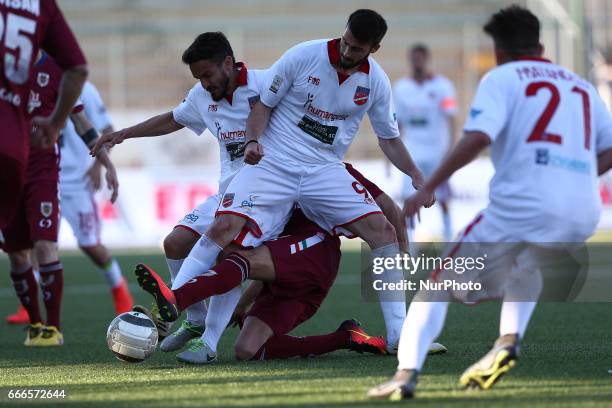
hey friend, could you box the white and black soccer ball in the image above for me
[106,311,158,363]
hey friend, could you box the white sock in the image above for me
[33,269,40,282]
[371,243,406,346]
[499,301,536,339]
[172,234,222,290]
[165,258,183,285]
[100,259,123,288]
[202,286,241,352]
[442,210,453,242]
[397,301,448,371]
[168,257,208,325]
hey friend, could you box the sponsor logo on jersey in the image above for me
[269,75,283,94]
[40,202,53,217]
[307,76,321,86]
[248,95,260,109]
[303,93,348,122]
[37,72,50,88]
[225,142,246,161]
[535,149,591,174]
[241,200,254,209]
[469,108,483,119]
[222,193,235,208]
[297,115,338,145]
[0,87,21,107]
[27,90,41,114]
[208,104,218,112]
[353,86,370,105]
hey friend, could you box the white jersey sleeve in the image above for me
[81,82,112,132]
[463,71,509,142]
[172,84,208,135]
[259,44,307,108]
[594,92,612,153]
[367,71,400,139]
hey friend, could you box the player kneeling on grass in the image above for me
[134,165,446,363]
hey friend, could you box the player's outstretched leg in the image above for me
[159,320,204,352]
[459,333,519,390]
[367,369,419,401]
[338,319,387,355]
[134,264,178,322]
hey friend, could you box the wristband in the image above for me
[81,128,99,148]
[244,140,259,149]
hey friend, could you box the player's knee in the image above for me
[366,217,397,247]
[8,250,30,270]
[33,240,58,264]
[207,215,245,243]
[163,231,190,260]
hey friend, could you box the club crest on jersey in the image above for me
[37,73,50,88]
[222,193,235,208]
[40,202,53,218]
[353,86,370,105]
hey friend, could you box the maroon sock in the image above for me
[174,253,248,311]
[253,331,349,360]
[39,261,64,330]
[10,267,42,324]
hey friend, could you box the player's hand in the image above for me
[90,129,128,157]
[31,116,63,149]
[105,166,120,203]
[244,141,264,165]
[411,177,436,208]
[87,161,103,191]
[403,187,433,220]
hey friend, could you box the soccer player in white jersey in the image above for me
[92,32,269,362]
[161,9,434,355]
[368,6,612,400]
[59,81,133,315]
[393,44,457,241]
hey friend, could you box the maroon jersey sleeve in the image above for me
[40,1,86,69]
[343,162,384,200]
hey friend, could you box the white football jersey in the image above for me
[59,81,113,191]
[173,63,266,190]
[464,57,612,242]
[259,39,399,164]
[394,75,457,163]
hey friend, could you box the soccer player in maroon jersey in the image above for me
[0,0,87,229]
[3,53,118,347]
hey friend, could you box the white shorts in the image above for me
[218,156,383,239]
[175,194,221,236]
[60,186,101,247]
[418,212,584,303]
[402,159,451,202]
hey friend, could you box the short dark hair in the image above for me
[346,9,388,46]
[483,5,540,56]
[410,43,430,57]
[182,32,235,65]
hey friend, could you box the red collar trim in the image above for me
[327,39,370,75]
[224,62,248,104]
[515,56,552,64]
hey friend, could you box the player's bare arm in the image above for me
[32,64,89,149]
[378,137,435,207]
[375,193,409,253]
[229,281,264,327]
[71,111,119,203]
[403,130,490,219]
[244,101,270,164]
[90,111,183,156]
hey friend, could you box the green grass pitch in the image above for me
[1,249,611,407]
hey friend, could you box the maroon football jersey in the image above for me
[0,0,86,164]
[26,54,83,181]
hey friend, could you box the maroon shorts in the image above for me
[246,228,341,335]
[0,153,26,229]
[2,177,60,252]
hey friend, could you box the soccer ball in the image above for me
[106,311,158,363]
